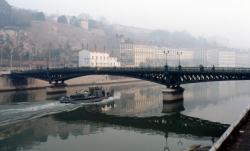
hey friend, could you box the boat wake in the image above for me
[0,97,117,127]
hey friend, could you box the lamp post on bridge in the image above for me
[164,50,169,68]
[177,51,183,68]
[10,48,13,71]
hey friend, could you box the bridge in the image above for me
[10,66,250,88]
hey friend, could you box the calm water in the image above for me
[0,81,250,151]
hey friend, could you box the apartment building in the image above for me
[79,49,121,67]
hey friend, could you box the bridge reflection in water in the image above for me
[55,105,229,138]
[0,104,229,151]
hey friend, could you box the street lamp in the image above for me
[95,55,98,67]
[177,51,183,67]
[47,49,50,69]
[164,50,169,67]
[29,51,31,69]
[10,48,13,71]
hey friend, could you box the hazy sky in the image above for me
[7,0,250,49]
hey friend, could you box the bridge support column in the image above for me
[162,87,184,103]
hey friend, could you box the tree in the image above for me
[0,0,12,28]
[10,8,32,27]
[32,12,46,21]
[69,16,80,27]
[88,19,99,29]
[57,15,68,24]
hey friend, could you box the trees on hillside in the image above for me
[0,0,47,28]
[0,0,12,28]
[10,9,32,27]
[57,15,68,24]
[69,16,81,27]
[32,12,46,21]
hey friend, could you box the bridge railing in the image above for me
[10,66,250,74]
[167,66,250,73]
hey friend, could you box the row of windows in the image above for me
[120,44,133,49]
[90,56,117,61]
[91,63,120,66]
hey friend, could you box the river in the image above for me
[0,81,250,151]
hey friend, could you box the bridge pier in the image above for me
[162,87,184,103]
[162,87,185,114]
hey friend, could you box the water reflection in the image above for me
[0,117,105,151]
[0,82,153,105]
[0,105,228,151]
[183,81,250,124]
[162,100,185,115]
[46,92,67,100]
[0,81,250,151]
[105,85,163,117]
[0,89,46,104]
[55,107,228,137]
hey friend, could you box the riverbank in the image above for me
[0,76,142,92]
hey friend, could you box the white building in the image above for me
[236,51,250,67]
[198,49,237,67]
[79,50,121,67]
[120,43,194,67]
[80,20,89,30]
[206,49,219,66]
[218,51,236,67]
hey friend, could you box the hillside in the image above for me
[0,0,12,27]
[108,24,219,48]
[27,21,119,52]
[0,0,225,68]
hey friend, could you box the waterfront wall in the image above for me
[0,75,139,92]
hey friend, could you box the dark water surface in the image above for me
[0,81,250,151]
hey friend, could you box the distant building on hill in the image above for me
[80,20,89,30]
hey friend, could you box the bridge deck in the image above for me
[211,106,250,151]
[10,66,250,87]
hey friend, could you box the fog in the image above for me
[7,0,250,49]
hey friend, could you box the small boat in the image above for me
[59,86,114,104]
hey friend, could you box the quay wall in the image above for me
[0,75,140,92]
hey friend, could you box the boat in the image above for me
[59,86,114,104]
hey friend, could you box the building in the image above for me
[197,49,237,67]
[79,49,120,67]
[120,42,194,67]
[193,49,206,66]
[133,44,165,67]
[218,51,236,67]
[80,20,89,30]
[206,49,219,67]
[236,51,250,67]
[120,42,135,66]
[120,43,248,68]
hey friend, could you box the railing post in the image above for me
[165,65,168,72]
[178,65,182,71]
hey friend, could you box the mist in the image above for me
[6,0,250,49]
